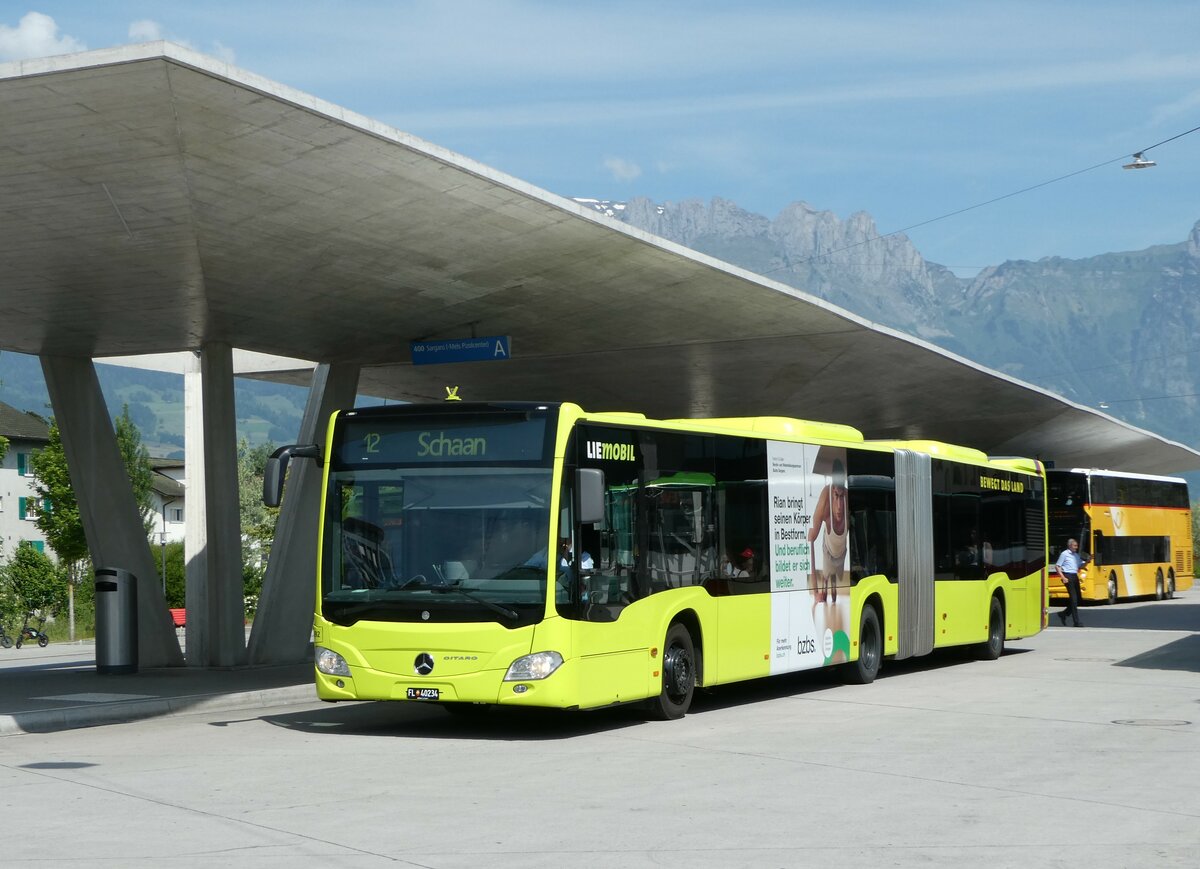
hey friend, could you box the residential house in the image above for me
[150,457,186,546]
[0,401,52,560]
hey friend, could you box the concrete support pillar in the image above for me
[40,355,184,668]
[247,363,359,665]
[183,344,246,667]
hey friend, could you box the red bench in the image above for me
[169,608,186,629]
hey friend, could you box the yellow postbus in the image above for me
[265,401,1047,719]
[1048,468,1194,604]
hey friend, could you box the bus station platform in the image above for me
[0,640,314,736]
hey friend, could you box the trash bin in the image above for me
[95,568,138,674]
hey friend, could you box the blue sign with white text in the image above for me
[410,335,511,366]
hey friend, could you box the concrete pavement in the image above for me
[0,637,314,736]
[3,599,1200,867]
[2,593,1198,741]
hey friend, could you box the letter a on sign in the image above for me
[493,339,508,358]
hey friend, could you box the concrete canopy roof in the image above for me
[1,43,1197,474]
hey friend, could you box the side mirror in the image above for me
[576,468,605,525]
[263,443,321,507]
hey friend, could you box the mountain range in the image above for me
[1,196,1197,469]
[582,196,1200,453]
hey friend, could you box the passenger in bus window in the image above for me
[722,547,754,580]
[809,460,849,602]
[956,530,993,571]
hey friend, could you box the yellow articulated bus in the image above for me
[265,401,1047,719]
[1047,468,1194,604]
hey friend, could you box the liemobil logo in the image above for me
[586,440,635,461]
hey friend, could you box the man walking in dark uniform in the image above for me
[1056,538,1084,627]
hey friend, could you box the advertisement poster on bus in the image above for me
[767,441,852,674]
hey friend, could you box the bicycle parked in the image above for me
[0,621,13,649]
[14,612,49,649]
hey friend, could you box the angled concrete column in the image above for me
[184,344,246,667]
[40,355,184,668]
[248,363,359,665]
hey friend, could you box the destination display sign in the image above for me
[335,415,547,466]
[410,336,511,366]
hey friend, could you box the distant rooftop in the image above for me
[0,400,49,442]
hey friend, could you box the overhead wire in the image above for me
[764,122,1200,272]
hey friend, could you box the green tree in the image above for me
[0,541,68,616]
[29,410,157,639]
[0,559,21,633]
[160,540,186,608]
[1193,497,1199,566]
[0,434,8,465]
[239,439,278,614]
[115,404,156,536]
[31,419,91,640]
[30,419,88,566]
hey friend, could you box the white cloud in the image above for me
[394,51,1200,134]
[126,19,234,62]
[128,20,164,42]
[0,12,85,61]
[604,157,642,182]
[1149,88,1200,126]
[211,41,236,64]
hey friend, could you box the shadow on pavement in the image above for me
[1069,598,1200,632]
[249,642,1036,740]
[1115,633,1200,673]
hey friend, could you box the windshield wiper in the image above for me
[430,582,520,621]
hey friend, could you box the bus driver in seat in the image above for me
[809,459,848,604]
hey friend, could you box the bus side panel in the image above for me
[856,575,898,658]
[568,599,657,708]
[932,581,990,648]
[709,594,772,684]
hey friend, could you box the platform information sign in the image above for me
[410,336,511,365]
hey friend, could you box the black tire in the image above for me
[976,596,1005,660]
[37,635,49,648]
[0,636,11,649]
[647,623,697,720]
[14,640,21,649]
[844,605,882,685]
[1167,570,1176,600]
[1154,569,1165,601]
[1107,572,1118,605]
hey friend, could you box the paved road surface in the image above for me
[1,597,1199,867]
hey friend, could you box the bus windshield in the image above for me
[321,407,556,627]
[1047,471,1088,561]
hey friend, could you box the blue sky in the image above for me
[5,2,1200,276]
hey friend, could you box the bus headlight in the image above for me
[315,646,351,677]
[504,651,564,681]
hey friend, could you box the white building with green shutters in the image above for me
[0,401,52,561]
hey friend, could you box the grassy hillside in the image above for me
[0,352,308,457]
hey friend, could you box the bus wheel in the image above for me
[1106,572,1118,605]
[1167,570,1176,600]
[976,596,1005,661]
[648,623,696,720]
[1155,569,1165,601]
[844,605,882,685]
